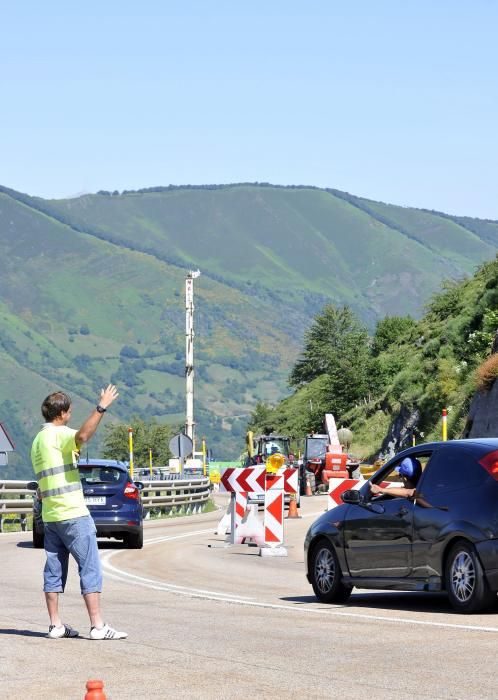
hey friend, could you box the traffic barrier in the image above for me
[327,477,402,509]
[218,466,298,555]
[233,491,248,542]
[85,679,106,700]
[261,473,285,555]
[214,503,231,536]
[328,478,363,509]
[236,504,265,545]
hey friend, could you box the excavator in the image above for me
[303,414,356,492]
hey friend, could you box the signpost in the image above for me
[169,432,193,475]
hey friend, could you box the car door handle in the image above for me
[397,507,409,516]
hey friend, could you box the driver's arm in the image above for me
[370,483,415,498]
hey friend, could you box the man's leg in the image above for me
[83,592,103,628]
[45,591,61,627]
[43,523,77,637]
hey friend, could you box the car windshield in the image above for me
[306,439,328,459]
[78,466,124,484]
[263,439,289,456]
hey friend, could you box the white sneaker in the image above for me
[90,623,128,640]
[48,624,79,639]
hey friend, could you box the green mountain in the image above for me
[0,182,497,476]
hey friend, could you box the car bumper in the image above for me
[476,539,498,590]
[91,515,142,538]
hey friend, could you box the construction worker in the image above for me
[31,385,127,640]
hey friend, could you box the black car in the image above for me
[31,459,144,549]
[304,439,498,613]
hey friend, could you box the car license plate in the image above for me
[85,496,105,505]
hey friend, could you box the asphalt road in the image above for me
[1,494,498,699]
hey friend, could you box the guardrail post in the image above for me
[0,514,3,533]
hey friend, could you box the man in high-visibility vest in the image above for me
[31,384,127,640]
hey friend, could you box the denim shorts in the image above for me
[43,515,102,595]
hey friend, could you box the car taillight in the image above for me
[478,450,498,481]
[124,482,139,499]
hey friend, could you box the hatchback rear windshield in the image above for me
[78,467,125,484]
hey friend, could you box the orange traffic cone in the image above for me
[287,495,301,519]
[85,680,107,700]
[305,476,313,497]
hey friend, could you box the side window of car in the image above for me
[375,453,431,487]
[419,448,485,494]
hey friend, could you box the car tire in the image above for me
[445,541,495,613]
[32,528,44,549]
[126,530,144,549]
[309,539,352,604]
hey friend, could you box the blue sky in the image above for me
[1,0,497,218]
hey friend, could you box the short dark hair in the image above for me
[41,391,72,421]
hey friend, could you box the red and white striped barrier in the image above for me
[220,467,266,493]
[328,478,402,509]
[263,473,284,546]
[216,467,298,554]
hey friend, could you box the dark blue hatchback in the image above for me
[32,459,144,549]
[305,439,498,613]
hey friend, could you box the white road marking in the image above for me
[101,525,498,634]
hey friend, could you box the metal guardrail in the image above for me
[0,477,211,532]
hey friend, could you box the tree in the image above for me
[247,402,275,434]
[102,419,178,466]
[289,305,369,387]
[371,316,416,356]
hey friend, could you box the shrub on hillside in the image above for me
[475,354,498,391]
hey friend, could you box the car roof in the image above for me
[77,458,129,472]
[387,438,498,459]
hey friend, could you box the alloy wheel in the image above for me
[450,551,476,603]
[315,546,335,593]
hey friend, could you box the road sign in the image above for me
[0,422,15,466]
[279,468,298,494]
[220,467,266,493]
[0,423,15,451]
[169,433,193,459]
[264,473,284,545]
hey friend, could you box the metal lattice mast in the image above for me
[185,270,200,452]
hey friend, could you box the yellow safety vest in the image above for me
[31,424,88,522]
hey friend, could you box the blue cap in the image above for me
[396,457,422,481]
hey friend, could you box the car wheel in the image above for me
[445,541,495,613]
[126,530,144,549]
[32,528,44,549]
[309,540,351,604]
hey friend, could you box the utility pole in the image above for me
[185,269,200,453]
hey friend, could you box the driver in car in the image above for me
[370,456,422,498]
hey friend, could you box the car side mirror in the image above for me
[134,481,144,491]
[341,489,362,504]
[26,481,38,491]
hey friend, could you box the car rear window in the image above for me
[419,448,486,494]
[78,467,125,484]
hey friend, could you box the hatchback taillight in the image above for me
[478,450,498,481]
[124,482,139,499]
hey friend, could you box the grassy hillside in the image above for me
[0,182,497,475]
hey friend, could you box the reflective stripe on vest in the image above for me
[36,462,76,481]
[40,481,82,498]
